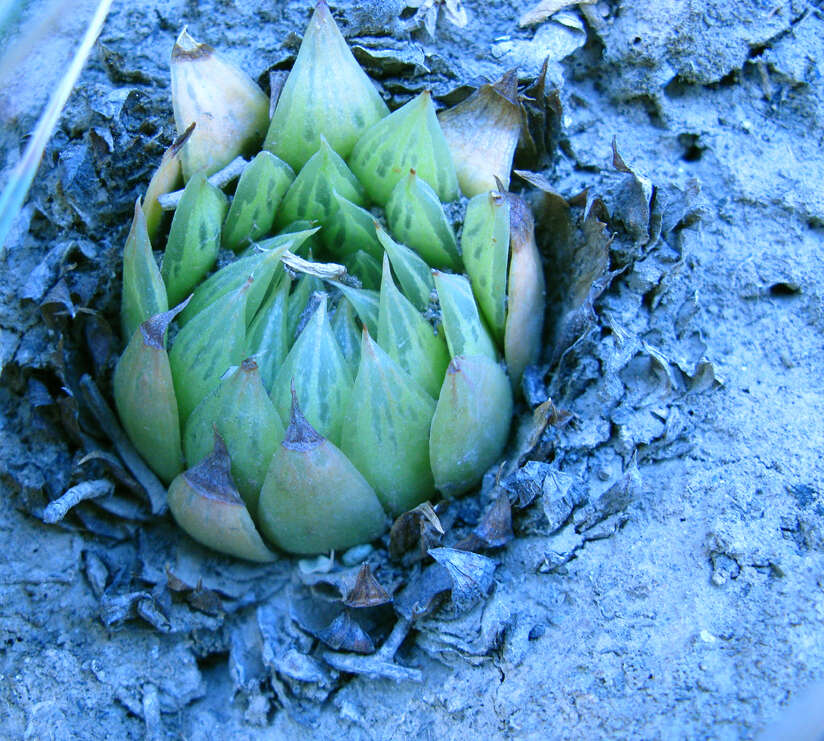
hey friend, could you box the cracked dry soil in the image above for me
[1,0,823,739]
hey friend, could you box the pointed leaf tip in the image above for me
[171,121,197,154]
[284,382,326,450]
[139,296,191,350]
[173,27,205,56]
[184,429,240,504]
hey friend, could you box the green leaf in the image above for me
[332,283,379,337]
[429,354,513,497]
[350,91,459,205]
[461,191,510,346]
[277,220,321,257]
[322,190,383,260]
[271,296,353,446]
[121,199,168,340]
[345,250,382,290]
[378,255,449,398]
[114,306,185,484]
[246,271,292,392]
[258,391,386,554]
[169,281,250,422]
[178,232,305,326]
[432,271,497,361]
[330,297,361,377]
[375,223,434,311]
[161,172,228,306]
[341,331,436,515]
[385,170,461,270]
[183,358,284,511]
[222,151,295,252]
[287,272,325,341]
[276,137,366,228]
[264,1,388,170]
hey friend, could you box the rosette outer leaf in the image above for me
[168,432,276,562]
[121,199,168,340]
[171,29,269,181]
[114,306,185,484]
[258,389,386,555]
[169,280,250,422]
[161,172,227,307]
[429,354,513,497]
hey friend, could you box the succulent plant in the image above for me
[114,1,546,559]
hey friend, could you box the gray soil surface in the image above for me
[1,1,823,739]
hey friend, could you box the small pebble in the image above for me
[341,543,374,566]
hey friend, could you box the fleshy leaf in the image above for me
[222,151,295,252]
[461,191,510,346]
[504,193,545,390]
[161,172,228,307]
[258,389,386,554]
[432,270,497,361]
[183,358,284,511]
[429,354,513,497]
[345,250,382,291]
[168,432,276,562]
[169,280,250,422]
[114,305,186,484]
[330,298,361,376]
[143,124,193,242]
[276,137,366,228]
[246,272,291,392]
[287,272,325,341]
[438,70,523,196]
[264,1,389,170]
[332,283,379,337]
[277,220,321,257]
[350,90,460,205]
[171,28,270,181]
[341,331,436,515]
[378,256,449,398]
[121,199,168,340]
[322,190,383,260]
[271,296,353,446]
[179,232,305,326]
[385,170,460,270]
[375,223,434,311]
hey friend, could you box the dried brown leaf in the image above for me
[472,492,514,548]
[343,564,392,608]
[318,611,375,654]
[428,547,496,612]
[389,502,445,562]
